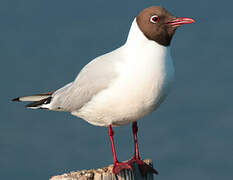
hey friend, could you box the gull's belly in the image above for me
[109,65,173,126]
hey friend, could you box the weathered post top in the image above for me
[50,159,155,180]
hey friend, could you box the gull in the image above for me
[12,6,194,175]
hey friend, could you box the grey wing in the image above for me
[50,49,121,112]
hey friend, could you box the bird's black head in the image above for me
[136,6,195,46]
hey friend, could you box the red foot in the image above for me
[127,156,159,176]
[112,161,133,174]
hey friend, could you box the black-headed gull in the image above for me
[13,6,194,175]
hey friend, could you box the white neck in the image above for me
[126,19,149,45]
[124,18,171,60]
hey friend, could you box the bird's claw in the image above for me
[112,161,133,174]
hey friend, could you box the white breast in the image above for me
[72,19,175,126]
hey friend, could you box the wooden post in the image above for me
[50,159,155,180]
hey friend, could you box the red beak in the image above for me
[166,17,195,27]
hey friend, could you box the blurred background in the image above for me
[1,0,232,180]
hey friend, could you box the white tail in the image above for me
[12,91,54,102]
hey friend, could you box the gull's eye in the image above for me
[150,15,159,23]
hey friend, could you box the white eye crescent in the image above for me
[150,15,159,23]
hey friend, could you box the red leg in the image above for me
[129,122,159,176]
[133,122,140,160]
[108,125,118,163]
[108,125,133,174]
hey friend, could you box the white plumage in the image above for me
[48,19,174,126]
[14,18,175,127]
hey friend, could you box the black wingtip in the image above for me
[12,97,20,102]
[25,97,52,108]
